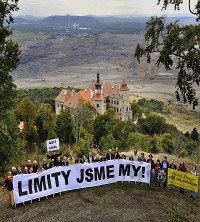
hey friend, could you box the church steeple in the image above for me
[95,71,101,90]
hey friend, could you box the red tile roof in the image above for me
[120,80,129,91]
[55,79,129,108]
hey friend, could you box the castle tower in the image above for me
[93,89,104,116]
[95,71,101,90]
[119,80,132,121]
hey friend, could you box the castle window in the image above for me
[117,101,119,105]
[97,104,99,108]
[114,101,116,104]
[111,100,113,104]
[117,108,119,112]
[61,104,63,109]
[58,104,59,108]
[126,107,128,111]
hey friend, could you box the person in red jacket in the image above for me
[178,161,187,194]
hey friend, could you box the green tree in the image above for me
[55,107,74,144]
[131,102,142,118]
[18,97,37,152]
[0,0,21,117]
[127,132,146,150]
[190,127,199,141]
[37,103,56,140]
[138,113,167,136]
[160,133,174,154]
[134,1,200,109]
[99,134,119,154]
[0,111,21,175]
[185,131,190,138]
[148,137,159,154]
[93,113,110,143]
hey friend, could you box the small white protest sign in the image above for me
[46,138,60,152]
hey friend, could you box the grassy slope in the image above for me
[0,151,199,222]
[0,182,199,222]
[11,32,50,41]
[130,94,200,134]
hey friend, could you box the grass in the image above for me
[130,94,200,134]
[0,182,199,221]
[10,32,51,41]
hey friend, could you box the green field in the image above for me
[10,32,51,41]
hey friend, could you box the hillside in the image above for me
[0,151,199,222]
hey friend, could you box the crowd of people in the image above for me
[3,148,198,209]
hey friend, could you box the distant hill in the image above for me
[14,18,28,24]
[42,15,99,25]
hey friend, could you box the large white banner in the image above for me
[13,160,151,204]
[46,138,59,152]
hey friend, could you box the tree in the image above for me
[190,127,199,141]
[131,102,142,118]
[138,113,167,136]
[185,131,190,138]
[127,132,146,150]
[160,133,174,154]
[0,111,21,175]
[0,0,21,117]
[71,102,94,146]
[134,0,200,109]
[18,97,37,152]
[37,103,56,140]
[55,107,74,144]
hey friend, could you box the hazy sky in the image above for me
[15,0,191,17]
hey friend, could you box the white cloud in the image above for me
[15,0,190,17]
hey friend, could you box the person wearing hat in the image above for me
[147,154,155,170]
[4,171,15,209]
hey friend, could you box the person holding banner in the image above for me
[100,153,106,162]
[33,160,38,173]
[190,166,198,200]
[75,154,83,164]
[4,171,15,209]
[114,147,121,159]
[87,152,95,163]
[106,149,114,160]
[47,150,62,164]
[95,154,100,162]
[63,156,69,166]
[147,154,155,171]
[49,159,55,168]
[42,159,48,170]
[178,162,187,194]
[161,156,169,189]
[67,153,75,165]
[55,156,63,166]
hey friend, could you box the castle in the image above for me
[55,74,132,121]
